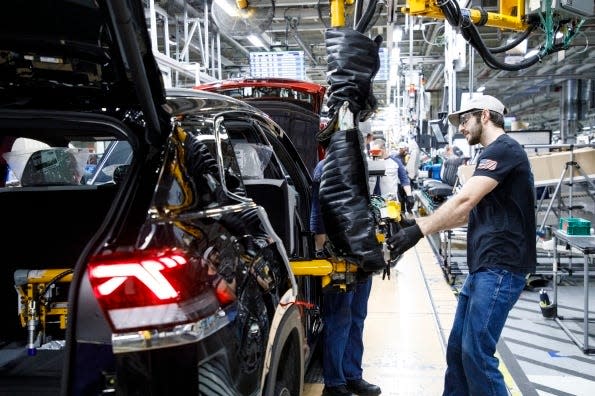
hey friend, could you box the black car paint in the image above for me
[0,0,321,393]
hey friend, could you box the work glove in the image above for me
[406,195,415,213]
[399,216,417,228]
[387,223,424,257]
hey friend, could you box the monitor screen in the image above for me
[506,130,552,155]
[430,120,447,144]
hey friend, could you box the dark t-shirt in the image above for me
[467,134,537,274]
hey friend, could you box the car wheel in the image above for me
[263,305,304,396]
[273,381,291,396]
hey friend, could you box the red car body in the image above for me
[195,78,327,174]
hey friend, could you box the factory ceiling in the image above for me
[150,0,595,136]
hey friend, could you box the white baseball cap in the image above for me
[448,95,507,127]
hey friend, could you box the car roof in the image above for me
[165,88,278,122]
[195,77,327,114]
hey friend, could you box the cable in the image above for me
[421,22,446,47]
[40,269,74,304]
[435,0,587,72]
[436,0,541,71]
[317,0,330,29]
[354,0,383,33]
[466,20,543,71]
[488,24,537,54]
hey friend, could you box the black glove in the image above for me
[399,217,417,228]
[387,223,424,256]
[406,195,415,213]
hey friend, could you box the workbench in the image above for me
[552,229,595,354]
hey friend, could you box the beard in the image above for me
[466,124,482,145]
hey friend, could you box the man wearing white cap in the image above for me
[388,95,536,395]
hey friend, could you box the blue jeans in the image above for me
[443,268,526,396]
[322,277,372,387]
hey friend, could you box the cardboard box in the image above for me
[457,147,595,186]
[528,147,595,186]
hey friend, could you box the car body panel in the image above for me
[194,78,326,115]
[195,78,327,175]
[0,2,320,395]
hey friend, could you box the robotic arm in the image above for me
[400,0,591,71]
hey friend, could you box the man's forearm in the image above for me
[415,175,497,235]
[416,194,470,235]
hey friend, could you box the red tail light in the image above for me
[88,248,219,332]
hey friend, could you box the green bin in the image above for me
[558,217,591,235]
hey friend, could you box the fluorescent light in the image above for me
[248,34,266,49]
[476,86,485,92]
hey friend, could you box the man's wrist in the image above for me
[414,219,427,237]
[410,223,424,240]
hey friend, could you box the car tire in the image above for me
[263,304,304,396]
[273,381,292,396]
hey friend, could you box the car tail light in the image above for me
[88,248,220,332]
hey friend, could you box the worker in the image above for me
[393,141,415,212]
[311,158,381,396]
[396,141,409,165]
[405,138,421,185]
[387,95,536,396]
[368,140,415,213]
[365,133,374,158]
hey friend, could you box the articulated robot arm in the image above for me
[403,0,531,31]
[399,0,591,71]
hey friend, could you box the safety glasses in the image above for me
[460,110,483,127]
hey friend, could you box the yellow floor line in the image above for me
[498,352,522,396]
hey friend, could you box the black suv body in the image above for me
[0,1,321,395]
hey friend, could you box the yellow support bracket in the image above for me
[291,258,359,291]
[329,0,355,28]
[402,0,528,32]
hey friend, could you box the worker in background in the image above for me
[394,141,416,212]
[381,142,414,213]
[387,95,536,396]
[311,157,381,396]
[367,139,415,213]
[365,133,374,158]
[396,141,409,166]
[405,138,421,186]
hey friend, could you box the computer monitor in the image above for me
[429,119,447,148]
[506,130,552,155]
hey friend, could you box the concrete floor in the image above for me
[304,237,454,395]
[303,234,595,396]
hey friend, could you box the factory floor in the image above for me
[303,236,595,396]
